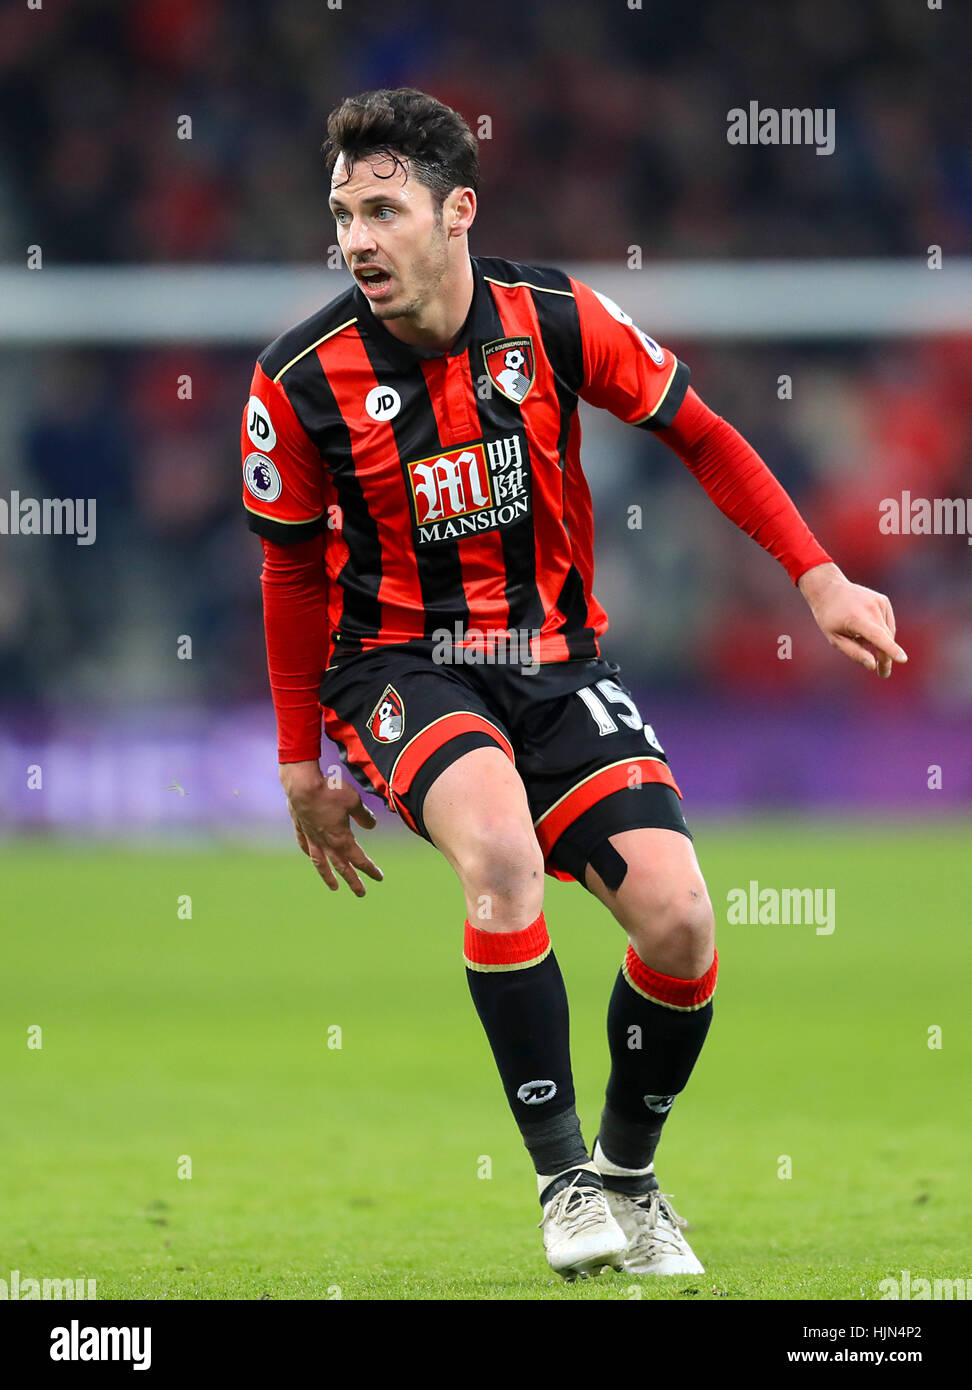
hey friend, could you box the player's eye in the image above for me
[375,207,395,220]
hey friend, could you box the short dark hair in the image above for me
[323,88,479,211]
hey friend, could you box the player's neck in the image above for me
[379,255,474,356]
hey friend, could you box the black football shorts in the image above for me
[318,640,692,892]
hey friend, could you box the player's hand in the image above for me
[279,760,383,897]
[798,562,908,679]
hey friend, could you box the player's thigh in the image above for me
[584,826,715,978]
[422,741,535,856]
[423,745,545,905]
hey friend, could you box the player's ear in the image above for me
[444,186,476,235]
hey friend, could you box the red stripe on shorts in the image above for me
[390,712,514,799]
[534,757,681,858]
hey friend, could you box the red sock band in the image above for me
[622,945,718,1011]
[464,912,550,972]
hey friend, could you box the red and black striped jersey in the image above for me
[241,255,690,668]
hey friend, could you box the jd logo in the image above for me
[246,396,276,451]
[365,386,402,422]
[517,1079,557,1105]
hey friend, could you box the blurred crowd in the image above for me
[0,0,968,263]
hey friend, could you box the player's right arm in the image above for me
[242,363,382,896]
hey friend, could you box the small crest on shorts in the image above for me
[483,336,536,404]
[367,684,405,743]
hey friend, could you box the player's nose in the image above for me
[345,216,377,255]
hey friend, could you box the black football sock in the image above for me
[464,913,589,1180]
[596,944,718,1192]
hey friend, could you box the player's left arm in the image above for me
[571,277,907,679]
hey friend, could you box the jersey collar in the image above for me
[352,255,493,370]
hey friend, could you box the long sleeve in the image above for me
[241,356,331,761]
[259,533,329,762]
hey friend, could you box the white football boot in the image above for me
[593,1141,704,1275]
[538,1166,628,1282]
[604,1187,705,1275]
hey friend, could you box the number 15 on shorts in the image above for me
[577,679,664,752]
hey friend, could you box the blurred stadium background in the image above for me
[0,0,969,839]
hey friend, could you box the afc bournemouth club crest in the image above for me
[367,685,404,743]
[483,336,536,404]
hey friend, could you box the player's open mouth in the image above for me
[355,267,393,298]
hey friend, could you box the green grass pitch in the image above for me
[2,820,969,1301]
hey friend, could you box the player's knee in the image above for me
[454,818,544,926]
[624,877,715,979]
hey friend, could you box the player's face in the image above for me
[329,152,452,322]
